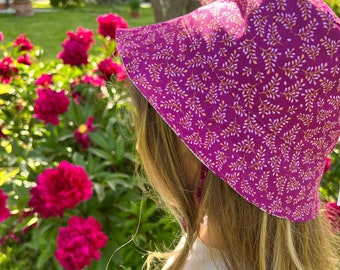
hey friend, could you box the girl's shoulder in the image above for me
[163,235,226,270]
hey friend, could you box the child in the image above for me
[117,0,340,269]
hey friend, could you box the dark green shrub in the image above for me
[50,0,84,8]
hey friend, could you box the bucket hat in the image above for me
[117,0,340,222]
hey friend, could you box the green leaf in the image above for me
[37,244,55,269]
[13,216,38,233]
[0,84,11,95]
[106,178,132,191]
[91,172,114,183]
[116,138,126,161]
[0,168,20,186]
[111,172,130,179]
[57,133,74,142]
[124,152,140,164]
[88,132,111,151]
[72,152,87,168]
[93,183,105,202]
[1,140,12,155]
[88,147,114,162]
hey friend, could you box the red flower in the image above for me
[325,202,340,233]
[55,216,108,270]
[324,156,332,173]
[0,57,18,84]
[97,58,127,81]
[28,161,93,218]
[0,32,4,43]
[58,40,89,66]
[97,13,128,40]
[0,189,10,222]
[29,187,61,218]
[33,88,70,125]
[35,74,53,87]
[58,27,94,66]
[71,91,85,105]
[13,34,34,51]
[17,54,32,66]
[69,78,85,104]
[74,117,95,149]
[82,74,105,87]
[66,27,94,50]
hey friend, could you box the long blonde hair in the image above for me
[129,86,339,270]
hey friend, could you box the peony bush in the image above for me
[0,8,339,270]
[0,13,177,270]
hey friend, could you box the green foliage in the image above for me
[0,21,177,270]
[325,0,340,17]
[50,0,84,8]
[0,4,155,61]
[129,0,141,11]
[321,143,340,202]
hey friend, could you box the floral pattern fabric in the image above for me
[117,0,340,222]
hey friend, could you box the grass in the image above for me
[1,1,338,61]
[0,3,155,60]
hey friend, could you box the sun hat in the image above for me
[117,0,340,222]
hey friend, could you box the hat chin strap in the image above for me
[196,165,208,206]
[181,165,208,232]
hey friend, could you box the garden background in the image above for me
[0,0,339,269]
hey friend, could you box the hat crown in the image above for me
[184,0,339,148]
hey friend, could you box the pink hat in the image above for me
[117,0,340,222]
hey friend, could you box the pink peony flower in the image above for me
[66,27,94,50]
[55,216,108,270]
[58,27,94,66]
[35,74,53,87]
[0,189,10,222]
[0,32,4,43]
[74,117,95,149]
[33,88,69,125]
[325,202,340,233]
[13,34,34,51]
[82,74,105,87]
[28,161,93,218]
[0,57,18,84]
[324,156,332,173]
[97,58,127,81]
[29,187,61,218]
[69,78,85,104]
[58,39,89,66]
[17,54,32,66]
[97,13,128,40]
[71,91,84,105]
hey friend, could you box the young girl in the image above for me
[117,0,340,269]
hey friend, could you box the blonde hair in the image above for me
[129,86,339,270]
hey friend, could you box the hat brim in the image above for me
[117,0,340,222]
